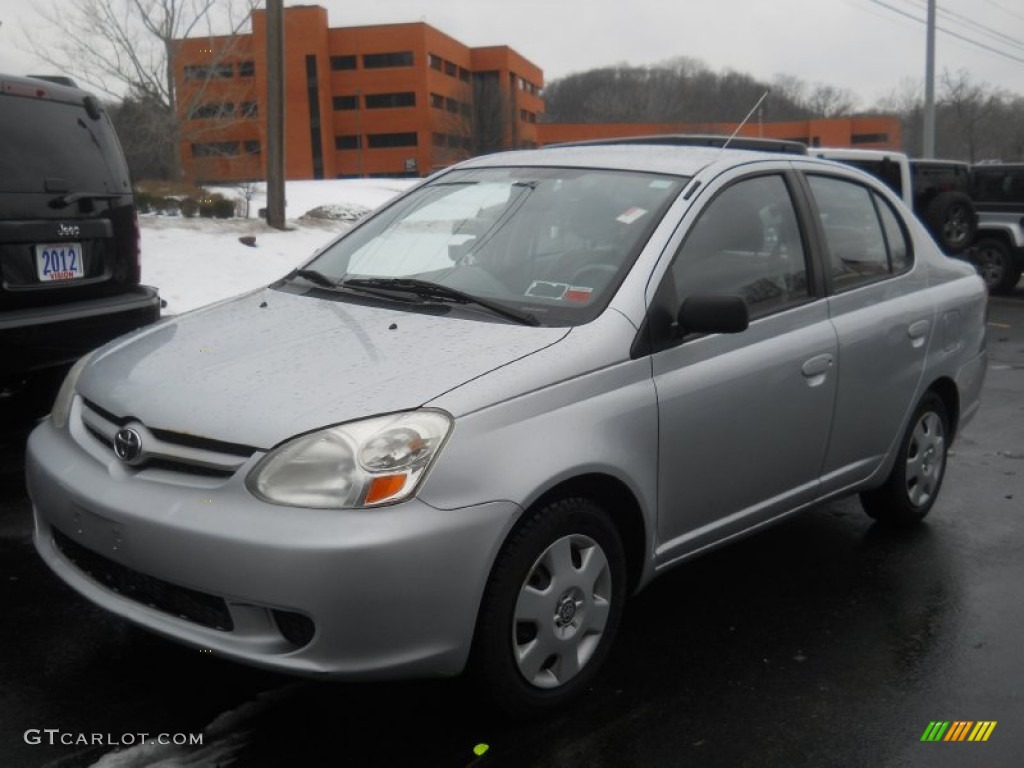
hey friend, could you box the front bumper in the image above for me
[27,414,517,679]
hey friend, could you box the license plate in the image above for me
[35,242,84,281]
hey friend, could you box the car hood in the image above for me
[78,287,568,448]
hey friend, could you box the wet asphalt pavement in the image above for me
[1,292,1022,768]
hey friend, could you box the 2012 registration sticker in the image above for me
[35,243,84,281]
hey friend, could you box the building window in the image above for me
[432,132,446,148]
[458,67,471,83]
[429,92,444,109]
[238,61,255,77]
[184,63,233,80]
[335,135,361,150]
[445,97,458,113]
[444,60,457,77]
[191,141,240,157]
[363,51,413,69]
[460,102,471,117]
[366,132,418,149]
[851,132,889,145]
[243,140,261,155]
[330,55,357,71]
[428,53,442,71]
[520,109,528,122]
[188,102,234,119]
[332,95,358,110]
[239,101,258,118]
[364,92,416,109]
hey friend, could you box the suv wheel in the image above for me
[972,237,1022,294]
[471,497,626,717]
[860,392,949,526]
[924,191,976,254]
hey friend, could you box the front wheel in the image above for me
[470,497,626,717]
[860,392,949,526]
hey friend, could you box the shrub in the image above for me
[213,199,235,219]
[180,197,198,218]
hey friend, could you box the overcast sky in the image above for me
[1,0,1022,109]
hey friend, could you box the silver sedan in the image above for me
[27,141,987,716]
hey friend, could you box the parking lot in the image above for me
[0,287,1019,767]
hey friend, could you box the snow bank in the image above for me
[141,179,415,315]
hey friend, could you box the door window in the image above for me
[807,175,912,291]
[667,175,810,319]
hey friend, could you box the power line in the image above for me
[899,0,1024,55]
[865,0,1024,66]
[977,0,1024,25]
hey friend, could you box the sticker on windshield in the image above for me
[565,286,594,303]
[616,207,648,224]
[525,280,569,300]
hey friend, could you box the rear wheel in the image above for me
[471,497,626,717]
[972,237,1021,294]
[860,392,949,526]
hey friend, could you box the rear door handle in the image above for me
[908,319,931,348]
[798,354,831,385]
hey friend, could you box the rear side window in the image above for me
[972,169,1024,204]
[808,175,912,291]
[0,94,130,194]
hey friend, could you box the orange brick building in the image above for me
[172,6,544,182]
[172,6,899,184]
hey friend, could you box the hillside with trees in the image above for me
[542,58,1024,162]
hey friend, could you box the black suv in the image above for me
[1,75,160,433]
[970,163,1024,294]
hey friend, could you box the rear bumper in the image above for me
[1,286,160,425]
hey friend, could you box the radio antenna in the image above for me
[720,90,770,153]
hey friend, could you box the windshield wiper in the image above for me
[342,277,540,326]
[49,191,123,209]
[285,267,339,288]
[285,268,420,302]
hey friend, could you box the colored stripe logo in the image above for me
[920,721,997,742]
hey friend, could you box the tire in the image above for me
[470,497,627,718]
[971,237,1022,294]
[923,191,976,254]
[860,392,949,527]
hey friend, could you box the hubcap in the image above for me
[513,534,612,689]
[975,248,1006,286]
[905,411,945,507]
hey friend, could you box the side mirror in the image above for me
[676,295,749,336]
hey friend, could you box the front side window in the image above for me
[303,167,686,326]
[667,174,810,319]
[808,175,912,291]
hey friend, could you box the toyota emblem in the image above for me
[113,428,143,465]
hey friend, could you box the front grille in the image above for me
[53,528,234,631]
[79,399,256,478]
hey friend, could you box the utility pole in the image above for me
[923,0,937,158]
[266,0,286,229]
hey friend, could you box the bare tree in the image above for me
[939,69,1003,162]
[23,0,258,178]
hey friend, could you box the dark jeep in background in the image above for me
[970,163,1024,294]
[1,75,160,436]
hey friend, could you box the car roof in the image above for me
[456,143,805,178]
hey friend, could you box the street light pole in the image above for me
[923,0,936,158]
[266,0,286,229]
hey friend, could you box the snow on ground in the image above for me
[141,179,415,315]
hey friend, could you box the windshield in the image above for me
[305,166,686,325]
[0,94,130,195]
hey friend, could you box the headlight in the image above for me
[246,410,453,509]
[50,351,95,430]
